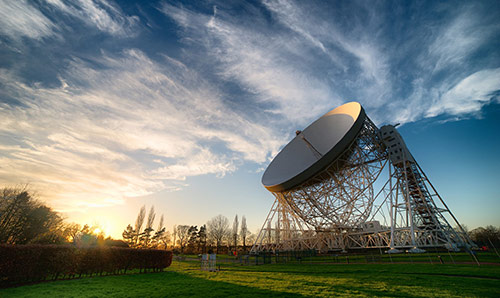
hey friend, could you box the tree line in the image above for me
[122,206,256,254]
[122,205,169,249]
[0,187,125,247]
[2,187,499,254]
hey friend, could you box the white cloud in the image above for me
[0,49,282,213]
[390,6,500,124]
[0,0,56,40]
[2,0,498,216]
[161,0,397,128]
[262,0,391,107]
[262,0,346,69]
[0,0,138,41]
[46,0,139,36]
[426,68,500,117]
[152,148,235,180]
[160,0,500,133]
[427,8,495,72]
[161,2,339,125]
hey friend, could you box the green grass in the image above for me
[181,251,498,268]
[289,251,497,265]
[1,259,499,297]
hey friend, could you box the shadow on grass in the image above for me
[217,264,500,298]
[0,270,306,298]
[2,262,500,298]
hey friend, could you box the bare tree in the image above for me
[176,225,190,253]
[146,206,156,230]
[158,214,164,232]
[134,205,146,245]
[246,231,257,248]
[64,223,82,243]
[151,213,165,249]
[470,225,500,249]
[240,216,248,251]
[187,226,199,253]
[198,225,207,253]
[159,230,171,250]
[0,187,64,244]
[207,214,230,253]
[232,214,239,250]
[172,224,177,249]
[141,206,156,247]
[122,224,135,246]
[74,224,99,247]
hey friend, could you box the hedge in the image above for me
[0,245,172,287]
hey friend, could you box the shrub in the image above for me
[0,244,172,287]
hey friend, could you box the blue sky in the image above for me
[0,0,499,238]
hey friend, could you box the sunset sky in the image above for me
[0,0,499,239]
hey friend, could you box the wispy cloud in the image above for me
[262,0,391,107]
[161,2,340,125]
[0,0,56,40]
[0,0,139,43]
[0,49,283,212]
[427,68,500,117]
[159,0,500,142]
[427,6,496,72]
[261,1,500,125]
[1,0,499,218]
[46,0,139,37]
[398,4,500,123]
[161,0,396,127]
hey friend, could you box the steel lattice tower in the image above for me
[252,103,473,253]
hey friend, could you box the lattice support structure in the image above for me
[252,118,387,253]
[379,125,472,251]
[251,118,474,254]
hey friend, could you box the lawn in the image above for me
[1,257,499,297]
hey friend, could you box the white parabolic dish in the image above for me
[262,102,366,192]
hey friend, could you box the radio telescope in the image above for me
[251,102,473,253]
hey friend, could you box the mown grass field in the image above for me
[1,254,499,297]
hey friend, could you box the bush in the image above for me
[0,245,172,287]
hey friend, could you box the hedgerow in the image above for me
[0,244,172,287]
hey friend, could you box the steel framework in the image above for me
[251,118,473,253]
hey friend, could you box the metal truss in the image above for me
[382,159,472,250]
[251,120,474,254]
